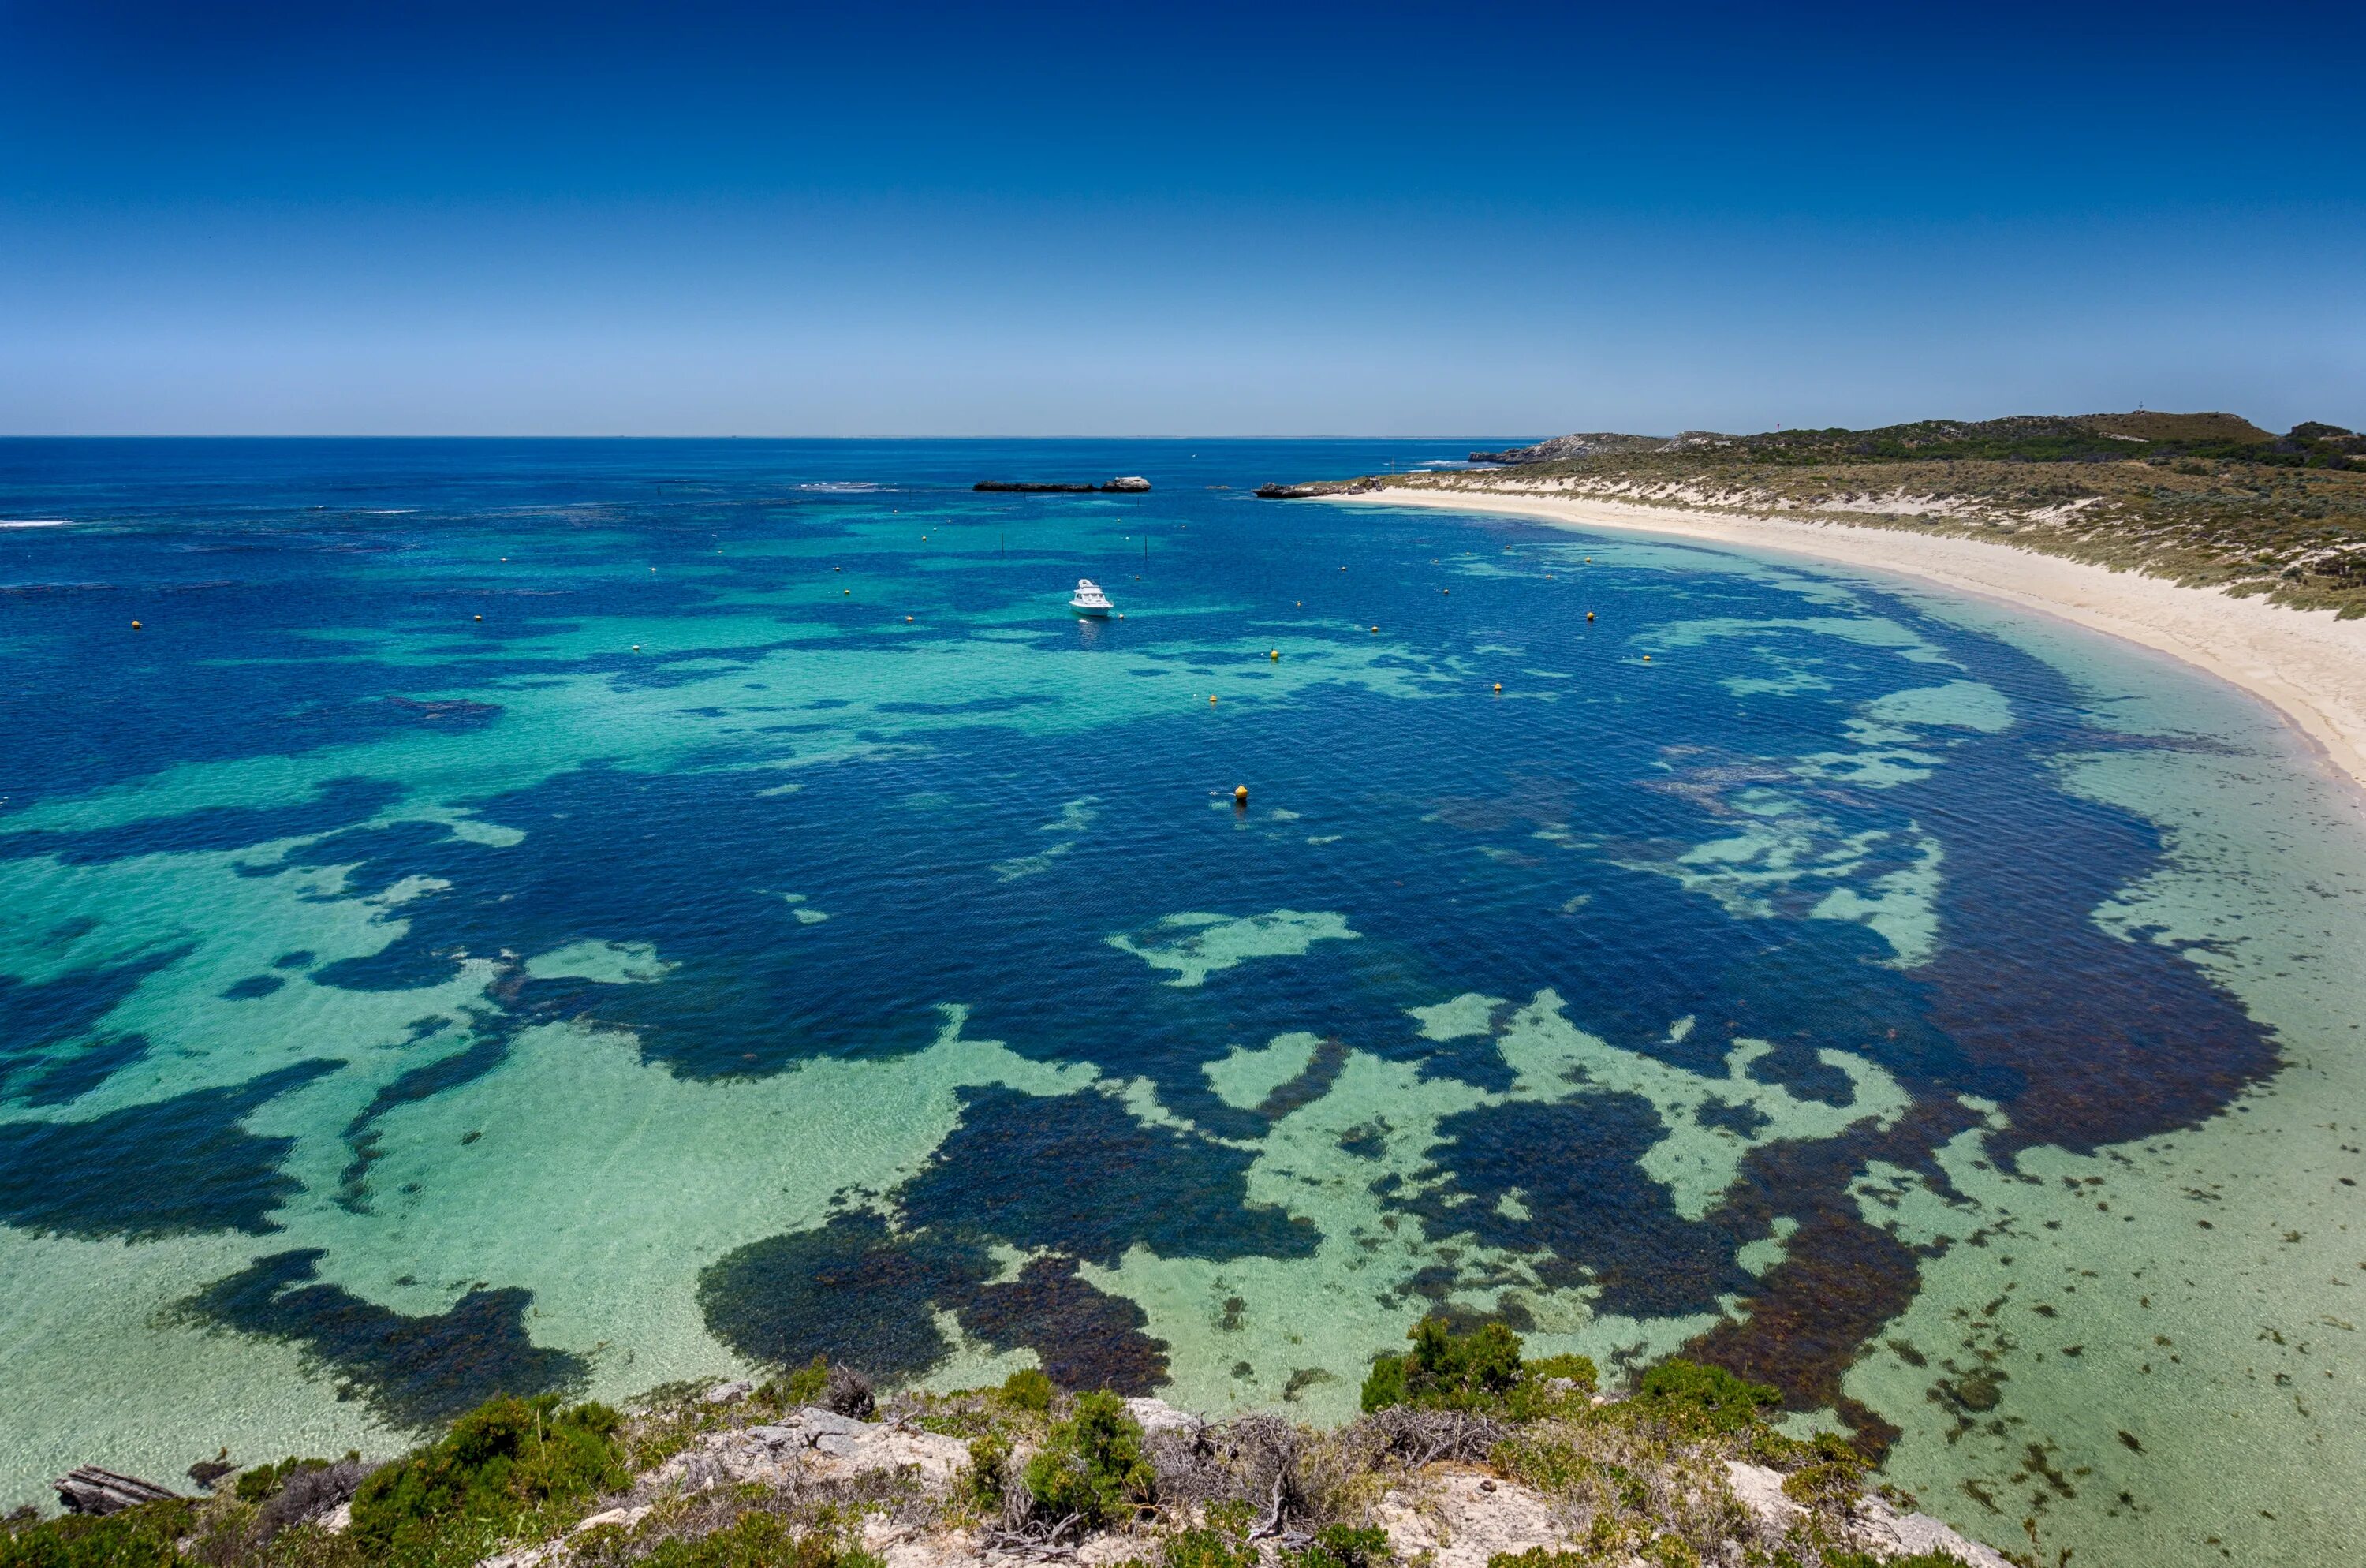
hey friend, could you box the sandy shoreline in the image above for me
[1324,487,2366,797]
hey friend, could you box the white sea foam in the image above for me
[0,519,69,528]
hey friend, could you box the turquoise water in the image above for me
[4,439,2364,1563]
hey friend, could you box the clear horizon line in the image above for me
[0,431,1536,442]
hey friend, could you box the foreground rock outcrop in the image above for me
[10,1333,2024,1568]
[521,1392,2007,1568]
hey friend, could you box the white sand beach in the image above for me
[1327,487,2366,797]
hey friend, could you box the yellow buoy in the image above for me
[474,614,483,622]
[1643,654,1651,663]
[1492,682,1502,693]
[1209,694,1218,704]
[843,588,851,595]
[905,615,914,622]
[1269,649,1279,661]
[1370,625,1379,633]
[1586,610,1596,622]
[1233,784,1248,805]
[633,644,641,651]
[131,619,143,630]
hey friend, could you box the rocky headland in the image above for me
[6,1323,2020,1568]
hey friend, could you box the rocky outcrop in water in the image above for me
[1256,480,1376,498]
[973,477,1152,493]
[53,1466,181,1515]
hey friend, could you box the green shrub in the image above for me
[1520,1354,1599,1396]
[1632,1359,1780,1433]
[0,1500,197,1568]
[1293,1525,1390,1568]
[1486,1551,1586,1568]
[1780,1460,1862,1510]
[1021,1392,1152,1528]
[782,1357,831,1407]
[1160,1524,1257,1568]
[962,1432,1011,1514]
[349,1394,629,1556]
[1360,1318,1524,1413]
[1357,1353,1407,1414]
[631,1513,882,1568]
[1775,1432,1867,1510]
[234,1456,356,1506]
[1490,1436,1590,1493]
[999,1368,1054,1413]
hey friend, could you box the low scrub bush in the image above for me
[1292,1524,1390,1568]
[1022,1393,1152,1528]
[780,1359,831,1408]
[1521,1355,1599,1396]
[960,1433,1010,1516]
[998,1368,1054,1414]
[0,1500,198,1568]
[1159,1524,1257,1568]
[349,1394,629,1557]
[1485,1551,1585,1568]
[1631,1360,1780,1434]
[1360,1319,1595,1419]
[629,1513,880,1568]
[1360,1319,1520,1413]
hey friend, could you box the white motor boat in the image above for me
[1069,578,1114,618]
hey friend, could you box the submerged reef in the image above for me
[173,1249,591,1429]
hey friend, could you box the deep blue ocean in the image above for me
[5,439,2362,1562]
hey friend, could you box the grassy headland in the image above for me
[1269,413,2366,616]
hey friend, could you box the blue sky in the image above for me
[2,1,2360,435]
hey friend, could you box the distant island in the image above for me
[976,476,1151,493]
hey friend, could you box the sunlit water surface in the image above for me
[4,439,2364,1565]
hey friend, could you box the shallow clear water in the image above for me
[4,439,2364,1563]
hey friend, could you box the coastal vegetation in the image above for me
[2,1326,2009,1568]
[1278,412,2366,615]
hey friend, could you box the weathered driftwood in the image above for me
[54,1466,182,1514]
